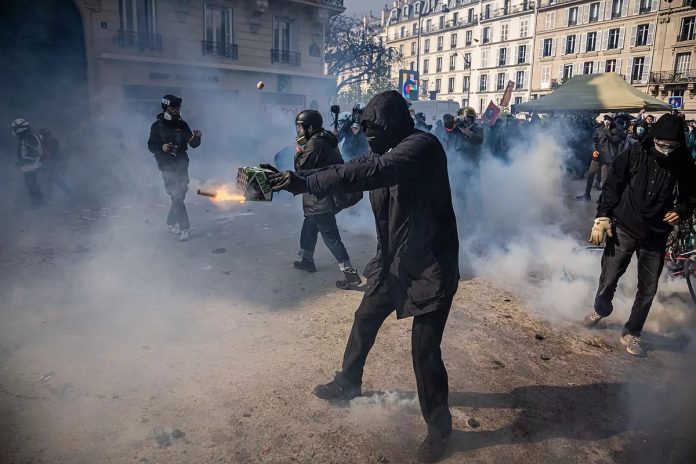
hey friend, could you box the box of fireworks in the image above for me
[236,167,273,201]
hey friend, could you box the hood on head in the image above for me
[362,90,414,136]
[651,114,685,142]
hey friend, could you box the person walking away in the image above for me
[577,115,622,201]
[583,114,696,356]
[39,128,74,201]
[11,118,44,207]
[147,94,202,241]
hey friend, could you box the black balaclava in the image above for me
[361,90,414,154]
[650,114,685,158]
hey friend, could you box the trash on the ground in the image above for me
[262,446,271,454]
[492,360,505,369]
[40,372,55,381]
[377,455,389,463]
[242,412,252,417]
[535,334,546,341]
[583,336,614,352]
[540,355,551,361]
[148,426,171,448]
[213,248,227,254]
[467,418,481,428]
[503,298,511,302]
[171,429,185,439]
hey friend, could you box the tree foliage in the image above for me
[325,15,401,95]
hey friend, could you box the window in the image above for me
[464,52,471,68]
[481,49,489,67]
[203,4,233,56]
[589,2,600,22]
[463,75,470,91]
[484,4,491,20]
[423,59,430,74]
[611,0,624,20]
[400,26,405,38]
[518,45,527,64]
[631,57,645,82]
[608,28,620,49]
[635,24,649,46]
[436,57,443,72]
[118,0,158,49]
[449,54,456,71]
[545,12,555,30]
[479,98,485,114]
[497,73,506,91]
[467,8,474,23]
[439,15,445,29]
[568,7,578,26]
[273,16,295,53]
[584,61,594,74]
[448,77,455,93]
[563,64,574,80]
[462,98,470,108]
[514,96,523,105]
[424,39,430,53]
[426,19,432,32]
[565,35,576,54]
[605,59,617,72]
[479,74,488,92]
[403,5,409,17]
[437,36,444,51]
[499,47,507,66]
[399,44,404,56]
[412,23,418,35]
[501,24,509,41]
[520,20,528,38]
[465,30,472,46]
[543,38,553,57]
[411,42,417,55]
[675,53,691,73]
[541,65,551,87]
[409,61,415,70]
[638,0,651,14]
[451,33,457,49]
[503,0,511,14]
[515,70,525,89]
[422,79,428,93]
[435,78,442,92]
[452,12,459,25]
[680,17,695,42]
[482,27,491,44]
[587,31,597,52]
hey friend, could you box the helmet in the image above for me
[11,118,29,135]
[338,111,352,123]
[458,107,476,119]
[296,109,323,133]
[161,94,182,111]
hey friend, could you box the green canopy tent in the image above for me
[516,73,671,113]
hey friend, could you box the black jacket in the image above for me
[304,129,459,318]
[147,113,201,171]
[598,138,696,245]
[444,123,484,166]
[593,124,622,164]
[16,130,42,165]
[294,130,344,216]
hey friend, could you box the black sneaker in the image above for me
[417,433,450,463]
[575,194,591,201]
[293,258,316,273]
[313,372,361,401]
[336,269,362,290]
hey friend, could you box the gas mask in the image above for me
[365,125,393,155]
[164,110,181,121]
[295,124,308,147]
[635,126,646,137]
[653,138,680,156]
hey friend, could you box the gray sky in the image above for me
[344,0,386,16]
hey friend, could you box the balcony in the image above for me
[202,41,238,59]
[649,69,696,84]
[113,30,162,51]
[271,49,301,66]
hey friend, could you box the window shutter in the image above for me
[598,1,605,21]
[618,28,625,49]
[562,36,567,55]
[621,1,628,18]
[551,38,557,56]
[564,8,569,26]
[599,59,606,73]
[650,0,658,12]
[523,73,528,89]
[601,30,609,50]
[582,4,590,24]
[575,34,580,53]
[647,23,655,45]
[633,0,640,15]
[580,33,587,52]
[559,65,564,79]
[594,60,600,74]
[626,60,632,80]
[616,58,623,77]
[604,0,611,20]
[539,39,544,57]
[642,56,651,82]
[630,26,637,47]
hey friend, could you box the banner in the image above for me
[481,101,501,127]
[500,80,515,107]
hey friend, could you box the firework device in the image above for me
[236,167,274,201]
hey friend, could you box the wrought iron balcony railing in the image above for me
[114,30,162,51]
[649,69,696,84]
[271,49,301,66]
[202,41,238,59]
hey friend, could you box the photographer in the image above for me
[336,104,369,162]
[147,94,202,241]
[414,112,433,132]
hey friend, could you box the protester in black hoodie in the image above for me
[584,114,696,357]
[147,95,201,241]
[267,91,459,463]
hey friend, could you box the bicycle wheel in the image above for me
[685,258,696,310]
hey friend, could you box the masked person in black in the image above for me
[336,105,369,162]
[147,95,202,241]
[291,109,362,290]
[578,115,622,201]
[11,118,44,207]
[414,112,433,132]
[267,91,459,463]
[584,114,696,356]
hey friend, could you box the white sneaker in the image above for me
[168,224,180,235]
[178,229,190,241]
[620,332,645,357]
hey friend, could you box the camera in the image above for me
[168,143,180,155]
[456,119,472,129]
[330,105,340,115]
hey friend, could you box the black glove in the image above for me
[259,163,279,173]
[268,170,308,195]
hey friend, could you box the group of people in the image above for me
[10,118,73,207]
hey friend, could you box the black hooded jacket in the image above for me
[147,113,201,171]
[294,129,344,216]
[597,137,696,246]
[301,91,459,318]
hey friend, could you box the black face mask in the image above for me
[365,126,391,154]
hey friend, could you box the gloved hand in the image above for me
[162,143,173,152]
[259,163,279,173]
[589,217,612,245]
[592,150,600,159]
[268,170,308,195]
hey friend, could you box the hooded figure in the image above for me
[266,90,459,462]
[584,114,696,357]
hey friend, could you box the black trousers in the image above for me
[24,171,43,203]
[594,226,666,336]
[299,213,350,263]
[160,163,190,230]
[584,160,611,196]
[341,284,453,438]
